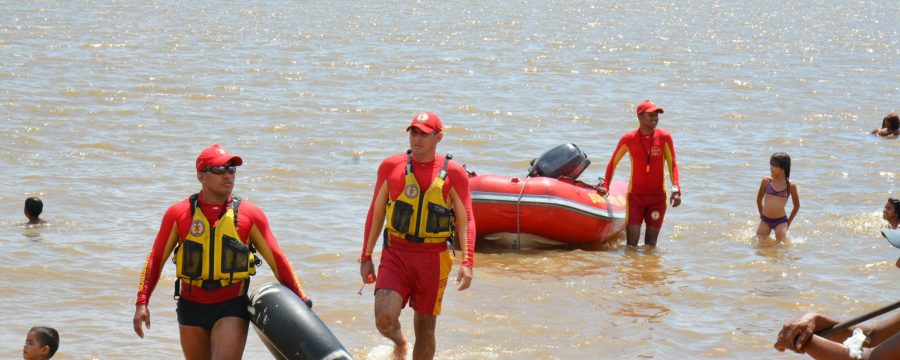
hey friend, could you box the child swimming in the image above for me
[871,113,900,137]
[755,152,800,242]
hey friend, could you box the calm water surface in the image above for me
[1,1,899,359]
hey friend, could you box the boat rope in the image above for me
[514,176,531,252]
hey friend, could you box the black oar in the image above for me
[815,299,900,337]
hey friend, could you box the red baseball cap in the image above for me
[196,144,243,172]
[636,100,664,115]
[406,112,443,134]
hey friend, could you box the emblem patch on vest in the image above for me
[404,184,419,198]
[651,211,660,221]
[190,220,205,237]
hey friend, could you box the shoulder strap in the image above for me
[231,196,241,228]
[189,193,200,216]
[405,150,413,174]
[438,154,453,180]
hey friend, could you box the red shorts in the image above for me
[626,192,667,228]
[376,245,452,316]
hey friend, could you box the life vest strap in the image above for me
[387,230,450,244]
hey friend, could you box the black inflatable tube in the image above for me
[248,283,353,360]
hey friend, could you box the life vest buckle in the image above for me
[404,234,425,243]
[200,280,223,290]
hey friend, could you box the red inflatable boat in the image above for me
[470,174,628,247]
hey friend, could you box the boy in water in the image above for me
[24,197,47,225]
[23,326,59,360]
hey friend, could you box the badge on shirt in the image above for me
[650,146,661,157]
[404,184,420,198]
[190,220,206,237]
[651,211,660,221]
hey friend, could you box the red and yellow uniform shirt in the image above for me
[603,128,680,195]
[136,194,306,305]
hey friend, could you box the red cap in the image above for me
[406,112,443,134]
[636,100,664,115]
[196,144,243,172]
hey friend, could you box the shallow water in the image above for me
[1,1,899,359]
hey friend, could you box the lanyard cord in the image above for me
[640,131,655,173]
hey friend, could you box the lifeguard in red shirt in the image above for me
[132,144,310,359]
[598,100,682,247]
[359,112,475,360]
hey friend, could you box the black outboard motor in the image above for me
[527,143,591,179]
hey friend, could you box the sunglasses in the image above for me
[202,165,237,175]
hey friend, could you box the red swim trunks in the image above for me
[626,192,668,228]
[376,243,452,316]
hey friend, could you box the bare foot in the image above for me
[392,338,409,360]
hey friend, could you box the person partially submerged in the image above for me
[871,114,899,137]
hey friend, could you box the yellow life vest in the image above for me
[385,152,455,244]
[174,194,257,288]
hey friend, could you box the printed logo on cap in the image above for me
[416,113,429,123]
[190,220,206,237]
[404,184,419,198]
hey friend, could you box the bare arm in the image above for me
[756,177,768,215]
[788,182,800,227]
[775,311,900,359]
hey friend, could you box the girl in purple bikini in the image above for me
[755,152,801,242]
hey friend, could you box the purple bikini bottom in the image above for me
[760,214,788,229]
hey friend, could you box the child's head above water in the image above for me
[770,152,791,179]
[24,197,43,220]
[883,114,900,132]
[23,326,58,360]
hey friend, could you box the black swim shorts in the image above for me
[176,295,250,331]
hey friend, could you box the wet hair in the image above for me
[29,326,59,358]
[770,152,791,179]
[24,197,43,217]
[883,114,900,132]
[890,198,900,219]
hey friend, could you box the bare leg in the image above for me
[412,312,437,360]
[209,317,249,360]
[374,288,409,359]
[774,223,789,242]
[625,225,642,246]
[756,221,772,241]
[179,325,211,360]
[644,226,661,247]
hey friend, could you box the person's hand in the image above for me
[774,313,819,353]
[670,190,681,207]
[456,264,473,291]
[360,259,376,284]
[133,304,150,338]
[597,187,608,196]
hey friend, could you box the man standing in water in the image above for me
[360,112,476,359]
[133,144,311,359]
[598,100,682,247]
